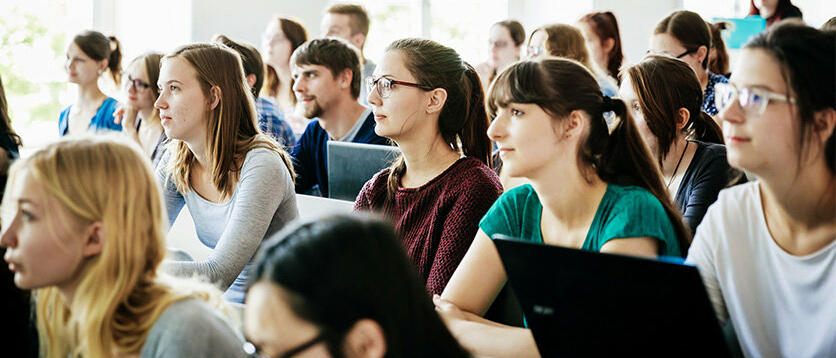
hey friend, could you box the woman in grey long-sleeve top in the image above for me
[155,43,298,303]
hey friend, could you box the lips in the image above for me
[373,113,387,121]
[300,96,315,103]
[726,136,751,144]
[160,114,173,125]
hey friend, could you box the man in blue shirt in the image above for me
[213,35,296,148]
[290,38,388,197]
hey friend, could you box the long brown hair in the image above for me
[73,30,122,84]
[654,11,711,69]
[128,52,163,124]
[579,11,624,79]
[163,43,294,200]
[384,38,492,198]
[708,21,730,76]
[488,58,691,255]
[263,17,308,106]
[624,55,723,165]
[531,24,593,69]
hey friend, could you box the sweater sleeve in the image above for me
[161,149,291,290]
[140,299,245,358]
[290,122,316,194]
[681,148,732,235]
[155,153,185,229]
[425,171,502,295]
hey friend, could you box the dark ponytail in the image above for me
[73,30,122,84]
[579,11,625,80]
[489,58,691,255]
[624,55,723,165]
[384,38,492,198]
[708,21,730,76]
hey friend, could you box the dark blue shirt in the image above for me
[702,71,728,116]
[58,97,122,136]
[290,112,389,197]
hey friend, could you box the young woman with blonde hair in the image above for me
[155,43,298,304]
[0,137,244,358]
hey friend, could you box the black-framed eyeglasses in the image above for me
[243,332,330,358]
[122,74,151,92]
[646,48,698,59]
[674,48,698,59]
[366,76,433,99]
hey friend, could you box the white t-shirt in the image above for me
[686,182,836,358]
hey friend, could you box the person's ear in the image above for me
[426,88,448,114]
[245,74,257,89]
[207,86,221,111]
[676,107,691,131]
[563,109,587,140]
[342,319,386,358]
[351,33,366,53]
[696,45,709,66]
[602,37,615,53]
[338,68,354,92]
[82,221,104,258]
[812,107,836,147]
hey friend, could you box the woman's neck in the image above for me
[530,163,608,229]
[398,130,460,188]
[660,136,691,176]
[185,137,210,170]
[759,161,836,255]
[697,68,709,91]
[139,107,156,125]
[76,82,106,107]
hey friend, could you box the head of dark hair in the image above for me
[73,30,122,84]
[250,214,470,358]
[579,11,625,79]
[708,21,730,76]
[823,16,836,31]
[488,58,691,255]
[383,38,492,197]
[263,17,308,104]
[326,3,371,37]
[624,55,723,164]
[212,34,264,97]
[0,75,21,147]
[744,22,835,173]
[494,20,526,46]
[654,11,711,69]
[748,0,801,25]
[291,38,362,99]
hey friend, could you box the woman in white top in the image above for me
[686,22,836,358]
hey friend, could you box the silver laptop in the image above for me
[327,141,400,201]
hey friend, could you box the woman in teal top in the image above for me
[434,58,689,358]
[59,30,123,136]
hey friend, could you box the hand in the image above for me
[113,105,138,126]
[433,294,468,324]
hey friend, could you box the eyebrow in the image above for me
[158,79,184,87]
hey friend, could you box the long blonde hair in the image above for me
[5,136,227,358]
[163,43,294,201]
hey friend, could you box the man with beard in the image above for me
[289,37,388,197]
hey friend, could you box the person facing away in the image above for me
[650,10,728,117]
[212,34,296,148]
[0,137,245,358]
[261,16,309,134]
[154,43,298,304]
[321,3,376,106]
[434,57,690,358]
[475,20,525,94]
[577,11,625,82]
[686,22,836,358]
[526,23,619,97]
[354,38,503,295]
[245,214,471,358]
[59,30,123,136]
[619,55,744,235]
[113,52,169,167]
[289,37,388,197]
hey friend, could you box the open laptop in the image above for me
[327,141,400,201]
[493,235,730,357]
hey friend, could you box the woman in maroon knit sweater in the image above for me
[355,38,503,296]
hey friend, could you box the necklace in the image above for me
[666,141,689,190]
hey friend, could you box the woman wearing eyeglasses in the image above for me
[686,23,836,358]
[244,214,470,358]
[59,30,123,136]
[113,52,167,167]
[354,38,502,296]
[651,11,728,117]
[476,20,525,94]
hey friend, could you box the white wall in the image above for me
[191,0,328,50]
